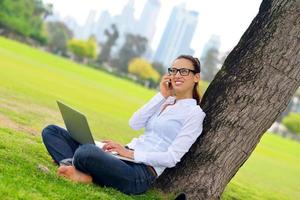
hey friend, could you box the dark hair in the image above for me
[175,54,201,105]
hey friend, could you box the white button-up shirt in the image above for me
[126,92,206,177]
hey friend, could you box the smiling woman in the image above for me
[41,54,206,195]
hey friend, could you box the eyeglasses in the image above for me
[167,67,197,76]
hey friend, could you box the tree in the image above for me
[97,24,119,64]
[200,47,220,82]
[152,61,167,77]
[128,57,160,84]
[114,33,148,73]
[0,0,51,44]
[282,112,300,135]
[67,39,87,62]
[153,0,300,199]
[67,36,97,63]
[45,21,73,56]
[86,36,98,60]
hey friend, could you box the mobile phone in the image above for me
[167,79,172,89]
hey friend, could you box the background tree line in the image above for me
[0,0,52,44]
[1,0,299,132]
[0,0,163,89]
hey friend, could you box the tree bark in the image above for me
[154,0,300,199]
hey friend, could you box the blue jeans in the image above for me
[42,125,157,194]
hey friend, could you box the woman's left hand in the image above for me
[102,140,134,159]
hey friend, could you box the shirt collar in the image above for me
[166,96,197,106]
[176,98,197,106]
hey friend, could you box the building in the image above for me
[200,35,221,59]
[137,0,161,44]
[110,0,138,56]
[154,3,198,68]
[81,10,97,40]
[94,10,113,43]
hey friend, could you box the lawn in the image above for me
[0,36,299,199]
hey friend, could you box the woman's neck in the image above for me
[175,91,193,100]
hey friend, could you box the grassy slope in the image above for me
[222,133,300,200]
[0,36,155,143]
[0,127,165,200]
[0,36,299,199]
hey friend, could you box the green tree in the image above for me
[45,21,73,56]
[152,61,166,77]
[282,112,300,135]
[200,46,220,82]
[67,36,97,63]
[128,58,160,82]
[86,36,98,60]
[0,0,51,44]
[97,24,119,64]
[114,33,148,73]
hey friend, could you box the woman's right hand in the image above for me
[160,74,174,99]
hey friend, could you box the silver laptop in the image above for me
[57,101,95,145]
[57,101,138,163]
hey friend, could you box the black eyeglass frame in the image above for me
[167,67,198,76]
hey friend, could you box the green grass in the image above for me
[0,127,165,200]
[222,133,300,200]
[0,36,300,199]
[0,36,155,143]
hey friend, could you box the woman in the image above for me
[42,54,206,194]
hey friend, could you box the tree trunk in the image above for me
[154,0,300,199]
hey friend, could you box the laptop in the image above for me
[57,101,138,163]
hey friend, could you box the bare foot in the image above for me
[57,165,92,184]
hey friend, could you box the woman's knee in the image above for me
[42,124,59,141]
[73,144,102,166]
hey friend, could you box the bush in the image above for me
[282,112,300,135]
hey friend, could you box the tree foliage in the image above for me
[45,21,73,56]
[128,58,160,82]
[67,36,97,62]
[0,0,51,44]
[114,34,148,72]
[201,46,220,82]
[152,61,166,77]
[282,112,300,135]
[97,24,119,64]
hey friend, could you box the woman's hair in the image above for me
[175,54,202,105]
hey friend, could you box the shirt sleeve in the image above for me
[128,92,166,131]
[125,134,145,149]
[133,110,206,168]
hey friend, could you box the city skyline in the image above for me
[43,0,262,57]
[154,4,198,66]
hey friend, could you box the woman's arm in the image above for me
[133,110,206,168]
[129,73,174,131]
[128,92,166,130]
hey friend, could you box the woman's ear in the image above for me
[194,73,200,83]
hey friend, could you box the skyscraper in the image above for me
[137,0,161,44]
[115,0,136,36]
[110,0,137,55]
[200,35,221,59]
[154,4,199,68]
[94,10,113,43]
[81,10,97,40]
[136,0,161,61]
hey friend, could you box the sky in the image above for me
[42,0,263,57]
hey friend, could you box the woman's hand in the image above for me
[160,74,174,98]
[102,140,134,159]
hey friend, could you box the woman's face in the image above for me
[170,58,200,94]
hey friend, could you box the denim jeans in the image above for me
[42,125,157,194]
